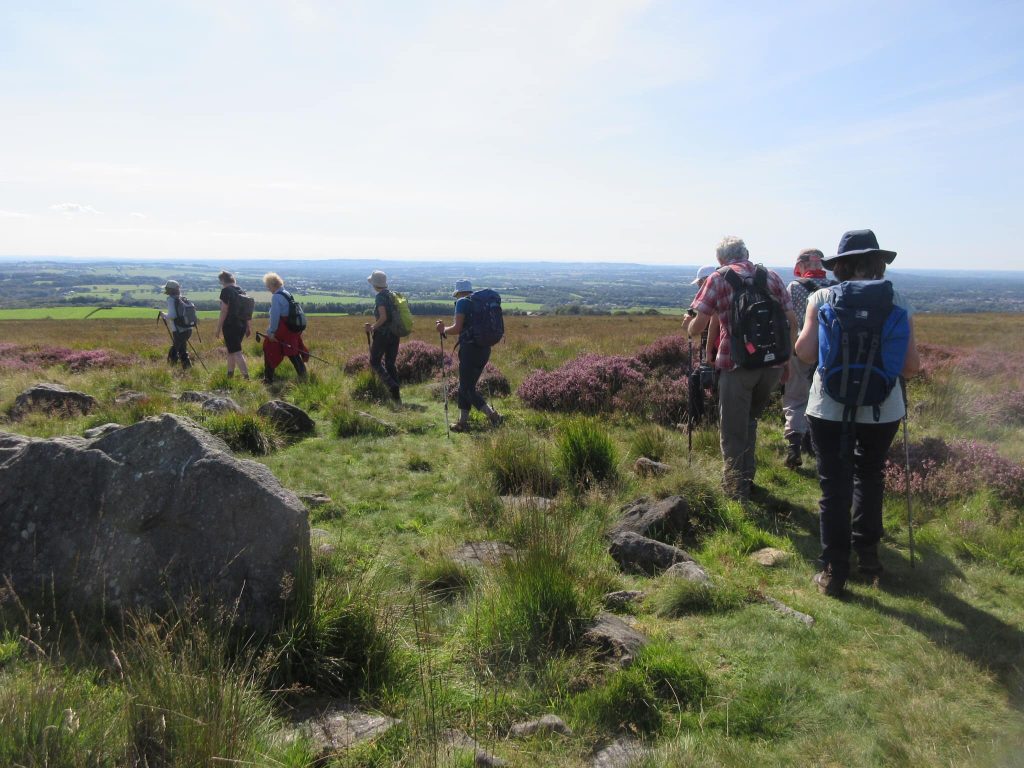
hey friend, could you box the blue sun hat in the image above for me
[823,229,897,268]
[453,279,473,297]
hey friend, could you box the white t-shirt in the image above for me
[805,285,912,425]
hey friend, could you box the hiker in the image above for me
[261,272,308,385]
[215,270,252,380]
[794,229,920,597]
[683,264,721,366]
[160,280,191,370]
[435,279,503,432]
[363,270,402,403]
[782,249,836,468]
[685,237,798,500]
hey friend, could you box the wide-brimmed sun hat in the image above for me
[367,270,388,289]
[453,279,473,296]
[163,280,180,295]
[823,229,897,268]
[690,265,717,285]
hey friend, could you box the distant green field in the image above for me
[0,307,364,320]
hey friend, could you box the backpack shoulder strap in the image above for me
[753,264,768,288]
[796,277,819,292]
[718,265,743,291]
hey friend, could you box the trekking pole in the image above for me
[254,332,332,365]
[901,378,915,568]
[365,328,372,356]
[187,338,208,372]
[440,331,451,439]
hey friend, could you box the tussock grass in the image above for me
[652,579,746,617]
[630,423,670,462]
[333,406,398,438]
[478,428,560,496]
[351,369,393,404]
[557,416,619,491]
[415,554,477,599]
[199,412,280,454]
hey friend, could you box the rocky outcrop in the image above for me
[0,414,309,634]
[10,383,97,419]
[258,400,316,436]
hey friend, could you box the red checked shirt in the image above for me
[691,260,794,372]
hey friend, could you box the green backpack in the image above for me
[388,291,414,337]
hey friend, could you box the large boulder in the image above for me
[258,400,316,436]
[10,383,97,419]
[610,496,692,541]
[0,414,310,634]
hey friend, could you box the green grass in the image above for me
[1,313,1023,767]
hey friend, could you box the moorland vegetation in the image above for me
[1,313,1023,766]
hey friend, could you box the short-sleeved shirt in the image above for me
[219,285,246,327]
[455,296,473,345]
[805,286,913,424]
[165,296,180,332]
[374,290,395,334]
[691,261,794,372]
[787,277,836,331]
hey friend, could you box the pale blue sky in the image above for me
[1,1,1022,268]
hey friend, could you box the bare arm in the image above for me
[365,303,388,332]
[794,301,818,364]
[437,313,465,337]
[216,301,229,337]
[686,312,711,340]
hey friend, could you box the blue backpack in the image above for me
[817,280,909,420]
[466,289,504,346]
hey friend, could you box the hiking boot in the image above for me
[855,546,884,577]
[488,411,503,427]
[450,421,470,433]
[784,443,802,469]
[389,386,401,404]
[813,566,846,598]
[801,431,815,459]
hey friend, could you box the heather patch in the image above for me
[436,362,511,400]
[0,343,133,372]
[517,354,650,414]
[343,339,452,383]
[885,436,1024,506]
[635,334,691,373]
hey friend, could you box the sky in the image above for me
[1,1,1023,268]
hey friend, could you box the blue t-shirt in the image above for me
[455,297,473,344]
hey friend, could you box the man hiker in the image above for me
[364,270,402,403]
[435,279,503,432]
[261,272,308,385]
[215,270,252,380]
[686,237,798,501]
[159,280,192,370]
[783,249,836,468]
[683,264,720,366]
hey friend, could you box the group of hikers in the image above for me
[158,227,918,598]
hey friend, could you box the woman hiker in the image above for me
[363,270,402,403]
[160,280,191,370]
[215,270,251,380]
[261,272,308,385]
[435,279,502,432]
[794,229,920,598]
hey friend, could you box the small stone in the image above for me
[592,738,649,768]
[750,547,790,567]
[285,701,400,758]
[499,495,554,512]
[608,531,694,575]
[114,391,149,406]
[257,400,315,435]
[442,729,507,767]
[603,590,645,611]
[664,561,711,583]
[510,714,572,738]
[11,383,97,419]
[299,492,332,508]
[202,397,242,414]
[178,390,214,404]
[316,543,337,557]
[451,541,516,568]
[354,411,399,435]
[582,612,647,662]
[634,457,671,476]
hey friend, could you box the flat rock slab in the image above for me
[11,383,97,419]
[114,391,149,405]
[178,390,215,403]
[609,531,694,575]
[258,400,315,435]
[442,729,507,767]
[451,541,516,568]
[510,714,572,738]
[593,739,649,768]
[202,396,242,414]
[83,423,122,439]
[633,457,671,476]
[750,547,790,567]
[299,492,333,508]
[355,411,400,435]
[610,496,691,540]
[603,590,646,611]
[499,495,554,512]
[664,560,711,583]
[285,701,400,757]
[582,612,647,662]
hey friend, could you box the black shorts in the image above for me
[223,323,246,353]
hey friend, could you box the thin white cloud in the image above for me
[130,212,147,218]
[50,202,102,215]
[0,209,32,219]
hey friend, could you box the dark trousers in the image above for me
[809,416,900,577]
[458,342,490,411]
[264,355,306,383]
[168,329,192,369]
[370,330,400,391]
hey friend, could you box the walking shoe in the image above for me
[855,546,884,577]
[784,444,802,470]
[813,566,846,598]
[389,386,401,404]
[450,421,470,433]
[801,431,815,459]
[488,411,503,427]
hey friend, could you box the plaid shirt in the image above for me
[691,261,794,372]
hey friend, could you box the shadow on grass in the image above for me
[854,545,1024,708]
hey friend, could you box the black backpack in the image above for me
[465,289,504,346]
[280,290,307,333]
[173,295,198,330]
[226,285,255,324]
[719,265,790,369]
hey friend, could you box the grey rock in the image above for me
[114,391,149,406]
[509,714,572,738]
[763,596,815,627]
[285,700,400,757]
[258,400,315,435]
[499,495,554,512]
[310,527,331,541]
[178,390,215,404]
[610,496,691,541]
[633,457,671,476]
[451,541,516,568]
[0,414,309,634]
[354,411,399,435]
[582,612,647,661]
[603,590,646,611]
[84,423,123,439]
[316,543,337,557]
[202,396,242,414]
[750,547,790,567]
[442,729,507,767]
[299,492,332,508]
[592,738,649,768]
[609,531,694,575]
[11,383,97,419]
[664,560,711,583]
